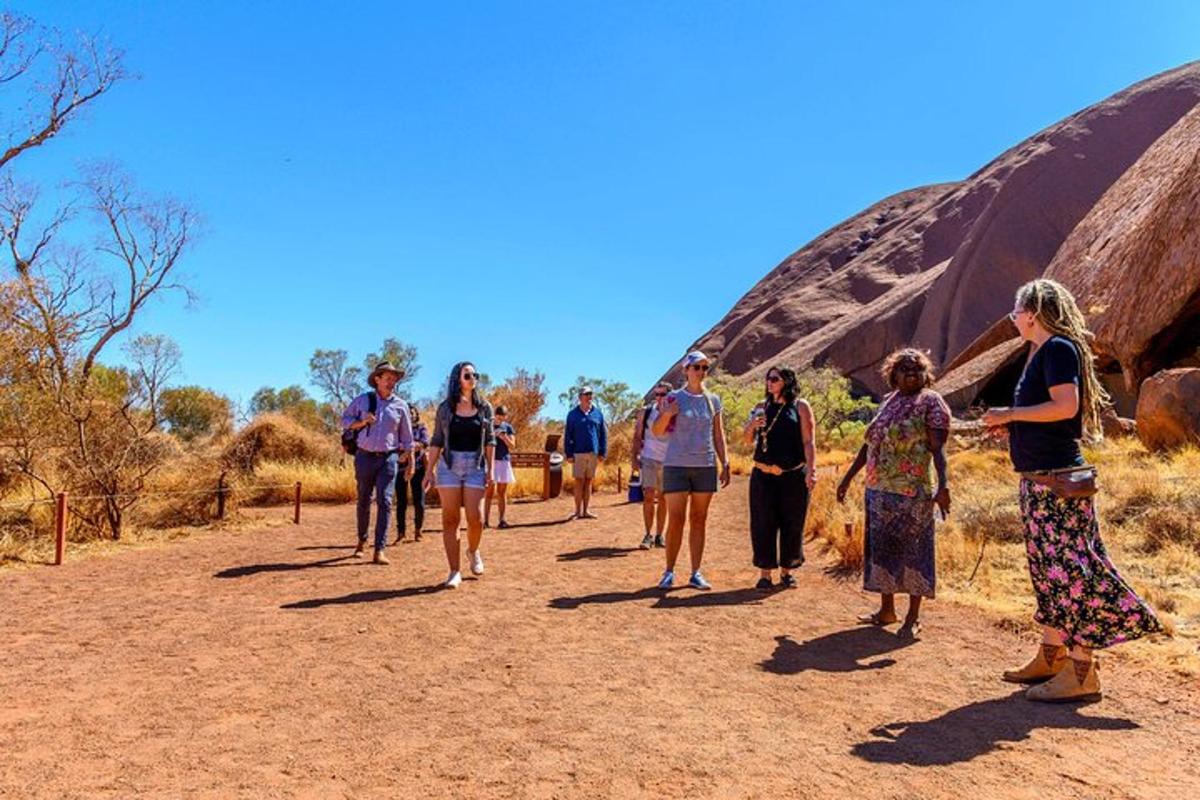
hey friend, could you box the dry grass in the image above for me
[811,437,1200,675]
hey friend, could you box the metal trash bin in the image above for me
[547,452,564,499]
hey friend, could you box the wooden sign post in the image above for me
[510,452,551,500]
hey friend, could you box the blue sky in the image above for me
[9,1,1199,416]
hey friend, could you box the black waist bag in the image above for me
[341,391,378,455]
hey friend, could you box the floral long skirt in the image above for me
[863,488,936,598]
[1019,479,1162,649]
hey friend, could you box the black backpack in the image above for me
[640,404,655,438]
[340,392,377,455]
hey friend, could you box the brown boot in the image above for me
[1026,657,1102,703]
[1002,643,1069,684]
[372,549,390,565]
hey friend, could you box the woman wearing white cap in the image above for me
[652,351,731,590]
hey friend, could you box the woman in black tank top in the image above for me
[743,366,816,590]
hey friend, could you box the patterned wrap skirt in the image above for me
[1019,479,1162,649]
[863,487,936,598]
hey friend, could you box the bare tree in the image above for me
[0,166,197,538]
[124,333,182,428]
[0,11,127,170]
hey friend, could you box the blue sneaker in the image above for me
[688,571,712,591]
[657,570,675,590]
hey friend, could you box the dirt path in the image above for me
[1,478,1197,799]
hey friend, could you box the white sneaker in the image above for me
[657,569,675,590]
[468,549,485,576]
[445,571,463,589]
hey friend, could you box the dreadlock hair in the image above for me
[1015,278,1110,440]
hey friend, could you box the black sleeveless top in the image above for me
[753,401,805,470]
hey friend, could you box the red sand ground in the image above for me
[2,478,1198,799]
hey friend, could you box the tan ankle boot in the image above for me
[1026,657,1102,703]
[1002,643,1069,684]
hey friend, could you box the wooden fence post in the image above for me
[54,492,67,566]
[293,482,302,524]
[216,473,228,520]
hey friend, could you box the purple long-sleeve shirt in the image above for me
[341,392,414,454]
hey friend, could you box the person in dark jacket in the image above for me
[564,387,607,520]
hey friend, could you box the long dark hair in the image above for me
[765,365,799,405]
[445,361,485,410]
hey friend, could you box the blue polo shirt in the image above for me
[564,404,607,458]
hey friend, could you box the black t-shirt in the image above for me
[753,401,805,470]
[1008,336,1085,472]
[448,413,484,453]
[494,422,515,461]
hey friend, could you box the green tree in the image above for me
[363,338,418,395]
[161,385,233,442]
[309,348,363,408]
[249,384,328,431]
[559,376,641,423]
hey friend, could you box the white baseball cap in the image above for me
[683,351,710,368]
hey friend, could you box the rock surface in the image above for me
[1135,368,1200,450]
[668,62,1200,411]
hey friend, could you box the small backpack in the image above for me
[340,392,378,455]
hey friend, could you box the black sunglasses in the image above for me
[766,375,782,383]
[461,372,478,380]
[689,364,710,372]
[580,391,593,397]
[653,392,667,398]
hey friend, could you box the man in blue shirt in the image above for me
[341,362,414,564]
[564,386,607,519]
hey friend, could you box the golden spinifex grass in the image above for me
[812,439,1200,675]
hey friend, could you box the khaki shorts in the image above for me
[640,458,665,490]
[572,452,599,480]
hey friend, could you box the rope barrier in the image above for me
[0,497,56,509]
[0,483,304,507]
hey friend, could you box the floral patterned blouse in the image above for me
[864,389,951,498]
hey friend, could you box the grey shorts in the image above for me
[662,465,718,494]
[435,450,488,490]
[572,452,599,480]
[641,458,665,490]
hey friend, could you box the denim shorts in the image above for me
[662,465,718,494]
[436,450,488,490]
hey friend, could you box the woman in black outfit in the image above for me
[743,366,816,589]
[395,407,429,543]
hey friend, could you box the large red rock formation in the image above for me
[940,93,1200,413]
[667,62,1200,406]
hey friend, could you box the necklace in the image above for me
[757,401,786,453]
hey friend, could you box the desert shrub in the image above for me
[222,414,339,472]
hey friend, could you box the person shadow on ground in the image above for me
[851,690,1139,766]
[760,630,917,674]
[549,587,777,610]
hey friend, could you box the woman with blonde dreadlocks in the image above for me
[983,279,1161,703]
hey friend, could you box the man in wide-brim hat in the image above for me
[342,361,415,564]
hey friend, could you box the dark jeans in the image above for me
[355,450,399,550]
[396,466,426,535]
[749,468,809,570]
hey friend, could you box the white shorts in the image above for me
[493,459,515,485]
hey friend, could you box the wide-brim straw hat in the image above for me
[367,361,405,387]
